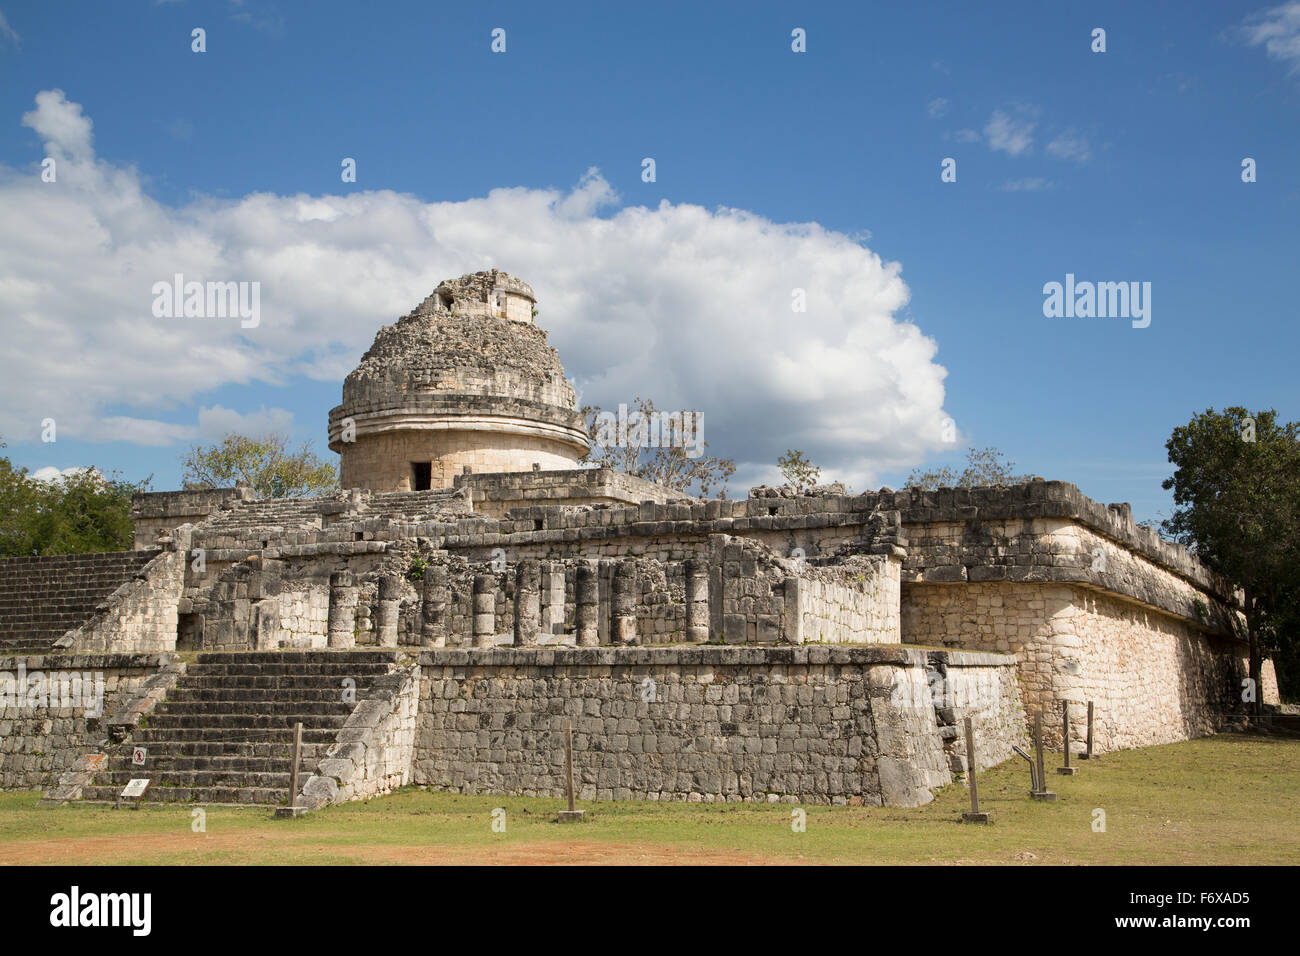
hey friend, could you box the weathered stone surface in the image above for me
[411,645,1022,806]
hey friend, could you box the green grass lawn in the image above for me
[2,733,1297,865]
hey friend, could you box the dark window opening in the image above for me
[412,462,432,491]
[177,613,201,652]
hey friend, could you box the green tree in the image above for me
[0,439,141,556]
[25,468,140,555]
[1161,407,1300,709]
[583,398,736,498]
[777,449,821,493]
[0,442,39,555]
[906,446,1029,490]
[181,433,338,499]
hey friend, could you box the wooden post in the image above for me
[288,721,303,812]
[1058,701,1078,775]
[1081,700,1095,760]
[557,718,584,823]
[1031,710,1057,801]
[961,716,990,823]
[565,719,576,812]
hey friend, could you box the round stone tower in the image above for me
[327,270,590,492]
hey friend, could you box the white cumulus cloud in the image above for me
[1046,130,1091,164]
[984,109,1035,156]
[30,465,99,483]
[1241,2,1300,73]
[0,90,955,492]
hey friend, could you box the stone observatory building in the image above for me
[328,270,591,492]
[4,265,1283,813]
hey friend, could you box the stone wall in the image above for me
[131,487,248,550]
[59,546,186,655]
[0,654,170,790]
[338,427,586,493]
[298,665,420,809]
[925,650,1028,774]
[707,535,790,644]
[788,555,901,645]
[412,645,1023,807]
[274,585,330,648]
[901,581,1266,750]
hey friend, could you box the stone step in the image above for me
[128,738,335,759]
[131,733,340,749]
[97,768,302,789]
[192,650,398,665]
[0,644,59,655]
[79,784,288,806]
[182,662,395,678]
[113,751,328,773]
[165,687,365,704]
[137,713,351,731]
[154,700,355,718]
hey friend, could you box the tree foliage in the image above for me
[906,446,1029,490]
[582,397,736,498]
[777,449,821,493]
[0,440,141,556]
[181,433,338,499]
[1160,407,1300,706]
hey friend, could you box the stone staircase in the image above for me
[366,488,469,521]
[201,498,327,539]
[0,549,159,656]
[195,490,468,548]
[79,650,400,806]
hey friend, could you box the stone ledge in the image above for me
[416,644,940,668]
[927,649,1017,667]
[0,653,174,669]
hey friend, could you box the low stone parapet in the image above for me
[412,644,1023,807]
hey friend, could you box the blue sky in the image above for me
[0,0,1297,523]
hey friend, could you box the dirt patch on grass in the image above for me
[0,831,266,865]
[0,833,779,866]
[335,840,779,865]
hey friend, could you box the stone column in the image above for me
[783,576,804,645]
[420,565,448,648]
[355,597,372,644]
[472,573,496,648]
[576,560,599,647]
[327,570,358,649]
[513,559,541,647]
[685,558,709,643]
[542,561,565,636]
[597,558,615,645]
[376,574,400,648]
[612,559,637,646]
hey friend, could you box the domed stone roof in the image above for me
[342,302,571,411]
[327,272,589,491]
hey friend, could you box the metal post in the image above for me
[961,716,990,823]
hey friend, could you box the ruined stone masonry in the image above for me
[0,271,1278,808]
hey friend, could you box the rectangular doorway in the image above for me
[411,461,432,491]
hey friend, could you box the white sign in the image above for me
[121,778,150,799]
[131,746,147,765]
